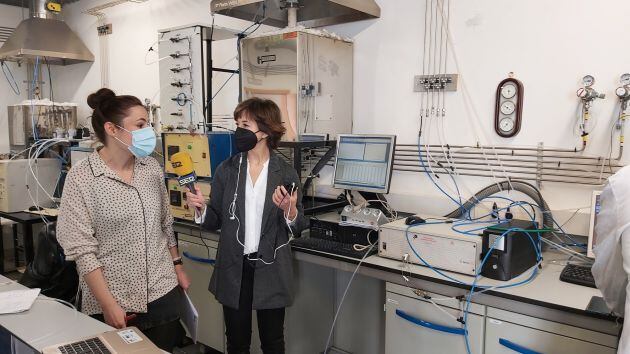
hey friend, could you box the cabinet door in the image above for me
[179,237,224,352]
[249,260,337,354]
[385,292,483,354]
[485,317,617,354]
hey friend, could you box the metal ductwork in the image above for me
[0,0,94,65]
[210,0,380,28]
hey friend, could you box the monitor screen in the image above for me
[333,134,396,194]
[587,190,602,259]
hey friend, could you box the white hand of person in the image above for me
[185,186,206,212]
[272,185,298,220]
[102,302,127,329]
[175,265,191,290]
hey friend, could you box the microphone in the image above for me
[170,152,201,216]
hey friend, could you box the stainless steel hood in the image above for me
[210,0,380,28]
[0,0,94,65]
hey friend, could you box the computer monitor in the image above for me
[587,190,602,259]
[333,134,396,194]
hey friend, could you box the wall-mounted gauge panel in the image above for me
[494,78,524,138]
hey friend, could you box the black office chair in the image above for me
[18,223,79,306]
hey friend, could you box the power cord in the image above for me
[1,60,20,95]
[324,242,375,354]
[352,229,376,252]
[228,153,297,265]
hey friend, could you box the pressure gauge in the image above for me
[621,73,630,86]
[501,83,517,99]
[494,77,524,138]
[582,75,595,87]
[577,87,587,98]
[616,86,628,98]
[500,101,516,115]
[499,117,515,132]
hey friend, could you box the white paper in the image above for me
[0,288,40,314]
[180,291,199,343]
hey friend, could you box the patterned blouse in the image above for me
[57,150,178,315]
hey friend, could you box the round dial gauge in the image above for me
[500,101,516,115]
[499,117,515,132]
[621,73,630,86]
[616,86,628,98]
[582,75,595,87]
[501,83,517,99]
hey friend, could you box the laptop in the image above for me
[42,327,163,354]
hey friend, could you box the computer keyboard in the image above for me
[292,238,377,259]
[58,337,111,354]
[560,264,596,288]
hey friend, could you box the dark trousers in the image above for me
[91,287,185,352]
[223,255,286,354]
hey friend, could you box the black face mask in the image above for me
[235,127,262,152]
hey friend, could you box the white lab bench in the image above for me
[0,274,112,354]
[174,222,621,354]
[0,222,617,354]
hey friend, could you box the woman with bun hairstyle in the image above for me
[57,88,190,352]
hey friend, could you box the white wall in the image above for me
[52,0,630,234]
[325,0,630,233]
[0,4,29,154]
[52,0,261,128]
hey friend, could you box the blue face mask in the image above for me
[115,125,156,157]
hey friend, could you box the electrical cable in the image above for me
[144,37,171,65]
[442,0,451,116]
[227,153,296,265]
[22,138,68,226]
[419,0,429,119]
[462,227,542,354]
[1,60,20,95]
[324,242,375,354]
[204,72,237,118]
[404,212,542,353]
[31,56,41,141]
[418,134,467,211]
[436,0,445,116]
[402,227,542,354]
[428,0,436,116]
[44,57,58,136]
[443,180,553,238]
[37,295,77,311]
[425,116,454,194]
[352,229,375,252]
[404,223,542,290]
[435,0,513,190]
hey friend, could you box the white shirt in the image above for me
[243,159,269,254]
[592,165,630,354]
[195,159,270,255]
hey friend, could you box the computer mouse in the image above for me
[405,215,426,225]
[28,206,43,211]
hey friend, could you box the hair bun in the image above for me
[87,88,116,109]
